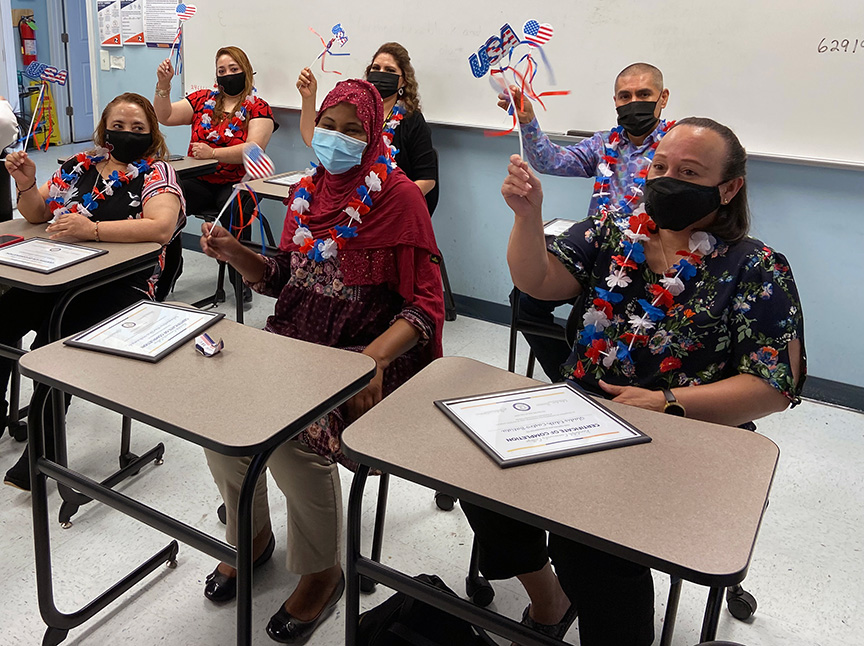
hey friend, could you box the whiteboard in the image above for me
[183,1,864,165]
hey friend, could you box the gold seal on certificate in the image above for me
[436,383,650,467]
[65,301,224,362]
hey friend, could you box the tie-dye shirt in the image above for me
[521,118,670,229]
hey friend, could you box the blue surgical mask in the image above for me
[311,127,367,174]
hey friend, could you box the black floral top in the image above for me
[549,215,806,404]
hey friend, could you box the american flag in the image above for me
[243,143,275,179]
[40,67,68,86]
[523,20,554,46]
[176,3,197,21]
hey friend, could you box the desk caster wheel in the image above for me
[217,503,227,525]
[466,575,494,607]
[155,457,164,465]
[10,420,27,442]
[166,559,178,569]
[60,521,73,530]
[726,586,757,620]
[435,492,456,511]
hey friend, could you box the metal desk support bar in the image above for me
[27,381,277,646]
[345,465,573,646]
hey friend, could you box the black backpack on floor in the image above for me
[357,574,495,646]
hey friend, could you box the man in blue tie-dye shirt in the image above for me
[504,63,672,380]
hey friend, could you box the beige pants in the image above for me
[204,439,342,575]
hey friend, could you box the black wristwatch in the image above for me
[662,389,686,417]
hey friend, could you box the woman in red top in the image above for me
[199,79,444,643]
[152,46,278,301]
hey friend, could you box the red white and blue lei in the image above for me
[199,87,257,144]
[288,153,398,262]
[592,121,674,225]
[46,148,153,217]
[576,209,716,372]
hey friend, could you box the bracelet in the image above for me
[94,221,100,242]
[15,181,37,199]
[155,85,170,98]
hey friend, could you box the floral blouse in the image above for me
[549,215,806,404]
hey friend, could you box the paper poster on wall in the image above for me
[144,0,180,47]
[98,1,122,47]
[120,0,145,45]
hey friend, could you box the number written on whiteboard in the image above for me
[817,38,864,53]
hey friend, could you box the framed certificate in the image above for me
[65,301,224,362]
[436,383,650,467]
[0,238,107,274]
[543,218,578,238]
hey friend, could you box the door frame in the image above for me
[47,0,100,143]
[0,0,19,110]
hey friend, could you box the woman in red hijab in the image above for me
[199,79,444,643]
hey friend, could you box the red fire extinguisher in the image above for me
[18,16,38,66]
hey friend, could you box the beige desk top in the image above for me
[19,315,377,455]
[241,176,294,201]
[56,155,218,179]
[341,357,780,586]
[0,219,161,292]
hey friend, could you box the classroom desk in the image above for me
[55,155,218,181]
[341,357,780,646]
[19,315,377,646]
[0,219,162,444]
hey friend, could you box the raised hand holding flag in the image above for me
[243,142,275,179]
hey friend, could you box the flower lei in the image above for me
[592,121,674,225]
[382,102,406,155]
[575,209,717,374]
[288,153,398,262]
[45,148,153,216]
[199,87,257,144]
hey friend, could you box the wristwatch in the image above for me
[662,389,686,417]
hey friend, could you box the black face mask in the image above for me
[105,130,152,164]
[644,177,722,231]
[217,71,246,96]
[616,100,660,137]
[367,71,401,99]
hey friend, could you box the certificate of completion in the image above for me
[0,238,107,273]
[65,301,224,362]
[436,384,650,467]
[543,218,578,238]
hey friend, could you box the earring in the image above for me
[397,87,405,97]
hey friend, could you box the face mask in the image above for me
[644,176,722,231]
[616,100,660,137]
[105,130,152,164]
[217,71,246,96]
[367,71,401,99]
[311,127,367,174]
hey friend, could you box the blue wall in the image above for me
[87,14,861,388]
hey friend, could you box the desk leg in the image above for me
[659,576,682,646]
[29,382,179,645]
[236,449,275,646]
[345,464,370,646]
[700,586,725,642]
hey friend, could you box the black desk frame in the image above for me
[24,358,374,646]
[345,460,744,646]
[0,253,165,526]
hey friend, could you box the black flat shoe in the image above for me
[203,532,275,602]
[266,572,345,644]
[4,446,31,491]
[512,603,578,645]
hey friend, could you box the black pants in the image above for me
[155,177,255,301]
[510,288,573,382]
[1,150,12,223]
[0,281,144,416]
[461,501,655,646]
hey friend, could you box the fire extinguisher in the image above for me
[18,16,38,66]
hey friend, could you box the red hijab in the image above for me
[280,79,444,356]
